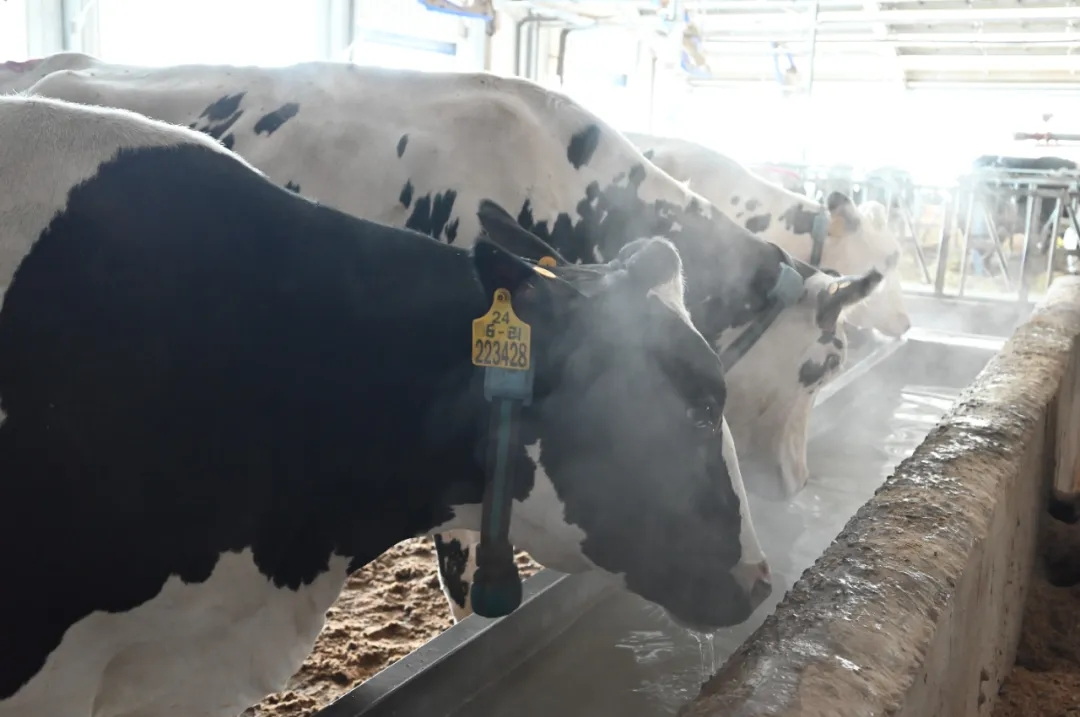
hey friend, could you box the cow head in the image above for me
[465,201,771,629]
[720,262,884,499]
[818,193,911,338]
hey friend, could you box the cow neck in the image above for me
[808,211,829,267]
[343,276,542,573]
[629,170,807,366]
[716,261,805,370]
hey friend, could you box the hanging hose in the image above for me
[771,42,797,88]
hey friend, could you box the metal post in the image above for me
[1045,191,1065,291]
[800,0,820,166]
[932,190,954,297]
[1018,189,1038,305]
[980,200,1012,290]
[900,203,932,284]
[957,186,977,298]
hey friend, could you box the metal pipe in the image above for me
[694,5,1080,27]
[1046,192,1066,291]
[647,51,657,134]
[1018,193,1039,304]
[898,203,933,285]
[957,189,977,297]
[703,33,1080,46]
[805,0,820,96]
[980,203,1012,291]
[556,27,571,85]
[932,192,954,297]
[798,0,821,166]
[1014,132,1080,143]
[900,55,1080,72]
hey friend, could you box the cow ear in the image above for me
[816,269,883,331]
[472,240,581,324]
[476,199,569,266]
[472,240,536,298]
[827,192,861,236]
[620,238,683,293]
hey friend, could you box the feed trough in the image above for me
[308,276,1080,717]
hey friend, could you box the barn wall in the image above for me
[678,275,1080,717]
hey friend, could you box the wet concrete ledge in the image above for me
[680,276,1080,717]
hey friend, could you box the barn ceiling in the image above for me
[500,0,1080,90]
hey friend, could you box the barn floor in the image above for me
[993,516,1080,717]
[242,539,540,717]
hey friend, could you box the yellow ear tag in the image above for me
[472,289,531,371]
[538,256,557,268]
[533,265,556,279]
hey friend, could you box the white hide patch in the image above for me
[718,419,766,567]
[1,549,350,717]
[509,442,594,574]
[436,441,596,580]
[0,96,252,294]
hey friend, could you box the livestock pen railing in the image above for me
[759,163,1080,310]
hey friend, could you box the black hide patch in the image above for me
[798,354,840,387]
[405,189,458,242]
[188,94,246,153]
[816,331,843,350]
[507,162,748,336]
[779,204,819,236]
[745,213,772,233]
[399,180,414,209]
[433,535,471,608]
[253,103,299,136]
[567,124,601,169]
[200,92,245,122]
[397,134,409,158]
[745,199,760,212]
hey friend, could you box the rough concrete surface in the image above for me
[679,276,1080,717]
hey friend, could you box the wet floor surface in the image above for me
[452,341,993,717]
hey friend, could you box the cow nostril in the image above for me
[750,575,772,608]
[755,559,771,584]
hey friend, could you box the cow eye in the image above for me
[687,399,721,430]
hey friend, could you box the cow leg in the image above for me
[432,530,480,622]
[777,394,813,498]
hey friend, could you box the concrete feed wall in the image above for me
[680,276,1080,717]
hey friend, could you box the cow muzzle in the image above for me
[730,558,773,611]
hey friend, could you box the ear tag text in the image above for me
[472,288,531,372]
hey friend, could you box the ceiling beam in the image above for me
[694,5,1080,29]
[897,53,1080,71]
[703,32,1080,46]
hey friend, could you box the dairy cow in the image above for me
[5,53,881,622]
[624,133,911,339]
[0,95,775,717]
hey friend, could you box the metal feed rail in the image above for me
[772,163,1080,306]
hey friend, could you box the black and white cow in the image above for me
[4,53,881,622]
[624,133,911,339]
[0,94,775,717]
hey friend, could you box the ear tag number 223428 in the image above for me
[472,289,531,371]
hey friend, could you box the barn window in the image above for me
[0,0,30,61]
[88,0,323,66]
